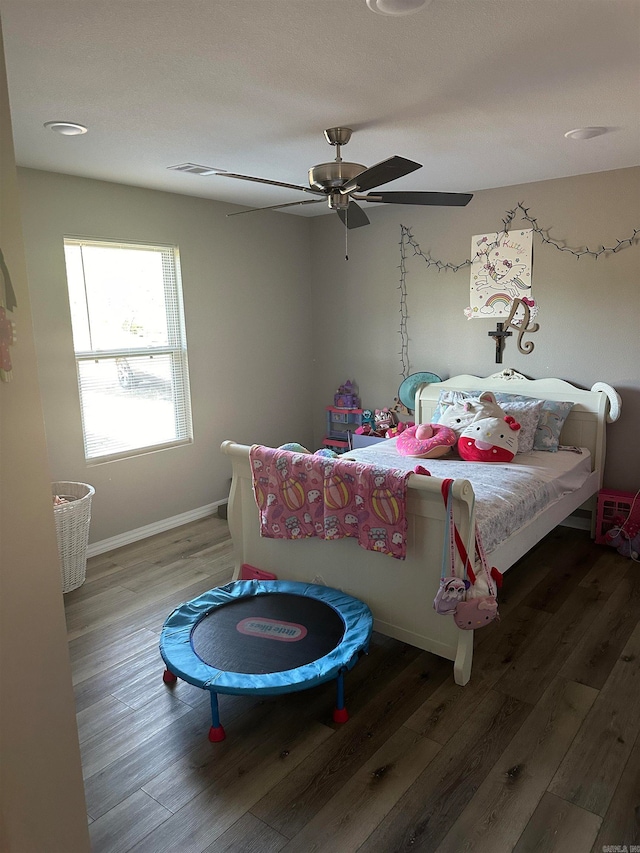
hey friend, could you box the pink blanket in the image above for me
[249,446,411,560]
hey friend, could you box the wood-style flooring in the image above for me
[65,517,640,852]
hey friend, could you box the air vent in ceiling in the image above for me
[167,163,224,176]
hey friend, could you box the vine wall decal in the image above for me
[397,204,639,379]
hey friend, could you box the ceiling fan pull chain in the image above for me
[345,207,349,260]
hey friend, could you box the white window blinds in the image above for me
[64,238,193,461]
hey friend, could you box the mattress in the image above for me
[344,440,592,555]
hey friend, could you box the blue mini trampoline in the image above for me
[160,579,373,742]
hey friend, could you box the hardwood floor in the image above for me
[65,518,640,852]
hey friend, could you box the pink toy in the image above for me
[434,576,470,615]
[414,465,431,475]
[453,596,500,629]
[458,416,521,463]
[355,424,373,436]
[606,521,640,560]
[386,421,413,439]
[396,422,457,459]
[373,408,398,436]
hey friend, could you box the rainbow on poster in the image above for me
[485,293,512,311]
[467,229,533,319]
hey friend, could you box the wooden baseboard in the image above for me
[86,500,227,557]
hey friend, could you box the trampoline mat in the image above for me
[191,593,346,675]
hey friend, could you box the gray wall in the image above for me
[18,169,314,542]
[310,167,639,492]
[17,165,639,551]
[1,26,89,852]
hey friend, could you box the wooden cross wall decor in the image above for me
[487,299,540,362]
[488,322,512,364]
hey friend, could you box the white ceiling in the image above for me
[1,0,639,217]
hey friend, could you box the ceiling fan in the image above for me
[218,127,473,228]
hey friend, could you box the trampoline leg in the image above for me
[333,670,349,724]
[208,692,226,742]
[162,668,178,685]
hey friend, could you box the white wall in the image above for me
[309,167,639,492]
[0,22,90,853]
[18,169,314,543]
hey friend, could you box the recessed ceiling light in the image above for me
[366,0,429,15]
[564,127,607,140]
[44,121,88,136]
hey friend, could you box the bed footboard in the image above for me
[220,441,476,685]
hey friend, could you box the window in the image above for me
[63,238,193,461]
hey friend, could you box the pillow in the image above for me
[534,400,574,451]
[433,390,506,435]
[433,390,536,453]
[498,399,543,454]
[434,389,575,452]
[432,389,480,422]
[458,416,521,463]
[494,393,574,451]
[396,423,457,458]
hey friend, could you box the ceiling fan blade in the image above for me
[362,191,473,207]
[336,201,370,229]
[340,156,422,194]
[226,199,324,217]
[217,172,324,196]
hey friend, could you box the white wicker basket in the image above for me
[52,481,95,593]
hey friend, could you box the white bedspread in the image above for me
[344,440,592,554]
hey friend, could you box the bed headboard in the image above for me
[415,369,621,481]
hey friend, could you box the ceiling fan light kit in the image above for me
[218,126,472,228]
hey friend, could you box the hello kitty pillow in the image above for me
[458,416,521,462]
[437,391,507,436]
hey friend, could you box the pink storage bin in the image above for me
[595,489,640,544]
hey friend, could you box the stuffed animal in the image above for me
[433,576,470,615]
[355,424,374,436]
[458,416,521,462]
[361,409,375,430]
[355,410,376,437]
[438,391,507,436]
[314,447,339,458]
[373,408,398,437]
[606,521,640,560]
[386,421,413,439]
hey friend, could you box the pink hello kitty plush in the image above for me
[458,416,521,463]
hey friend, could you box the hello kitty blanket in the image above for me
[249,446,411,559]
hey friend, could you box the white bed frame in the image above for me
[221,370,620,686]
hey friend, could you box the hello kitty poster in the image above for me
[466,229,534,320]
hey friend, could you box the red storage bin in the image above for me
[240,563,278,581]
